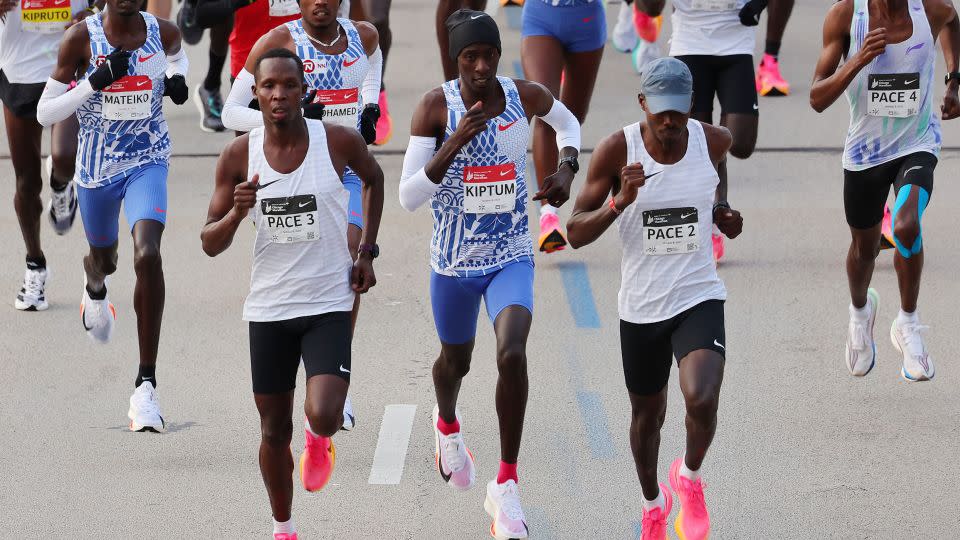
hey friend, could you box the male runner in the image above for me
[811,0,959,381]
[174,0,233,131]
[755,0,793,96]
[567,57,743,540]
[399,10,580,539]
[202,48,383,540]
[36,0,189,431]
[612,0,664,75]
[362,0,393,144]
[436,0,486,81]
[0,0,87,311]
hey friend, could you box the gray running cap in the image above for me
[639,57,693,114]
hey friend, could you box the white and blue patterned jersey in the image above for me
[431,77,533,277]
[76,12,170,188]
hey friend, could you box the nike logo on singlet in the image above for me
[343,57,360,67]
[139,53,158,63]
[256,178,287,191]
[498,120,518,131]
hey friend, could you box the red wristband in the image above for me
[608,196,622,215]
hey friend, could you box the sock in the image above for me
[436,415,460,435]
[764,40,781,59]
[203,50,227,91]
[497,460,518,484]
[26,255,46,270]
[273,518,295,535]
[897,309,919,324]
[850,302,870,320]
[540,204,558,216]
[642,489,665,511]
[136,365,156,388]
[85,283,107,300]
[680,456,700,481]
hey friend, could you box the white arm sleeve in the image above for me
[538,98,581,152]
[361,47,382,107]
[165,48,189,78]
[37,78,96,127]
[221,69,265,132]
[399,136,441,212]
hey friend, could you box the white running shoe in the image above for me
[612,1,639,52]
[341,394,355,431]
[128,381,165,432]
[631,39,662,75]
[845,288,878,376]
[432,404,476,491]
[15,266,49,311]
[46,169,78,236]
[484,479,529,540]
[81,281,116,344]
[891,317,935,381]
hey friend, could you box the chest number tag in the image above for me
[102,76,152,120]
[315,88,359,128]
[642,207,699,255]
[268,0,299,17]
[868,73,920,118]
[20,0,71,33]
[691,0,738,11]
[261,194,321,244]
[463,164,517,214]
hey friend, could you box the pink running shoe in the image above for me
[300,419,336,492]
[633,9,662,44]
[538,212,568,253]
[712,232,724,262]
[640,483,673,540]
[274,534,298,540]
[756,53,790,97]
[669,458,710,540]
[880,203,895,249]
[374,89,393,146]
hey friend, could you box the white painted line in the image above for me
[368,404,417,485]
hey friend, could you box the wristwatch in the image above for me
[945,72,960,85]
[358,243,379,259]
[559,156,579,174]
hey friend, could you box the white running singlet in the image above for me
[243,119,354,322]
[669,0,754,57]
[617,120,726,324]
[843,0,940,171]
[0,0,87,84]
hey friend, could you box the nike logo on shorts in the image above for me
[713,339,725,350]
[339,365,351,373]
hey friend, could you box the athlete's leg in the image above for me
[49,115,78,189]
[846,225,882,308]
[492,306,531,463]
[132,220,165,368]
[348,225,362,332]
[254,391,296,522]
[207,20,231,90]
[716,55,760,201]
[678,350,724,470]
[629,389,668,500]
[892,188,924,313]
[431,271,484,422]
[522,36,564,195]
[843,162,894,308]
[718,114,758,160]
[765,0,794,54]
[437,0,487,81]
[363,0,392,75]
[5,106,45,260]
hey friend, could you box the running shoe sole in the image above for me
[847,288,878,377]
[891,321,934,382]
[127,407,165,433]
[484,495,529,540]
[538,230,567,253]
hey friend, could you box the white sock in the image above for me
[304,418,321,438]
[540,204,558,216]
[273,518,295,535]
[679,457,700,481]
[897,309,919,324]
[850,302,870,320]
[642,489,665,511]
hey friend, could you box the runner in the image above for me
[362,0,394,144]
[810,0,959,381]
[36,0,189,431]
[201,48,384,540]
[612,0,664,74]
[228,0,300,91]
[436,0,486,81]
[0,0,88,311]
[174,0,234,131]
[399,10,580,539]
[521,0,604,253]
[755,0,793,96]
[566,57,743,540]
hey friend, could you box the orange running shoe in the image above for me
[669,458,710,540]
[374,89,393,146]
[300,419,336,492]
[880,203,895,249]
[755,53,790,97]
[538,212,567,253]
[712,231,724,262]
[633,9,662,44]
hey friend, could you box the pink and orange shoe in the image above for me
[374,89,393,146]
[274,534,298,540]
[756,54,790,97]
[712,231,724,262]
[669,458,710,540]
[538,212,568,253]
[880,203,895,249]
[300,419,336,492]
[633,10,662,44]
[640,483,673,540]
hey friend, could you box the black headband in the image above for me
[445,9,501,61]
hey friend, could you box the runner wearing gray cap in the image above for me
[567,57,743,540]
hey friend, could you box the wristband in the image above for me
[609,196,623,215]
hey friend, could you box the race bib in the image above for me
[867,73,920,118]
[691,0,738,11]
[314,88,359,128]
[463,164,517,214]
[20,0,71,34]
[268,0,299,16]
[101,76,152,121]
[642,207,699,255]
[260,194,321,244]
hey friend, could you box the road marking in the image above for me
[633,521,642,539]
[576,391,616,459]
[368,404,417,485]
[558,262,601,328]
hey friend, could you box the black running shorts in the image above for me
[620,300,726,396]
[843,151,936,229]
[0,70,45,118]
[248,311,352,394]
[674,55,758,117]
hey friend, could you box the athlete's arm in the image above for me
[810,1,886,113]
[516,79,581,206]
[349,0,367,21]
[701,123,743,238]
[932,0,960,119]
[36,24,97,126]
[406,87,486,186]
[566,131,628,249]
[356,21,383,143]
[398,88,460,210]
[202,136,254,257]
[222,30,290,131]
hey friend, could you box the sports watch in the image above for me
[945,72,960,85]
[358,244,379,259]
[559,156,579,174]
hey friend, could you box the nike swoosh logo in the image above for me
[256,178,285,190]
[298,201,311,208]
[54,0,69,5]
[343,92,357,100]
[343,57,360,67]
[904,79,917,85]
[139,53,157,63]
[714,339,725,350]
[680,212,696,219]
[752,103,759,110]
[499,170,512,177]
[437,454,453,482]
[339,365,351,373]
[136,80,149,87]
[81,307,93,331]
[470,14,483,19]
[498,120,518,131]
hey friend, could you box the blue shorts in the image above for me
[77,163,168,247]
[344,172,363,229]
[521,0,606,53]
[430,259,534,345]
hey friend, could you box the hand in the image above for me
[612,162,647,210]
[163,74,189,105]
[853,28,887,68]
[359,104,380,145]
[233,174,259,218]
[451,101,488,147]
[738,0,768,27]
[533,162,574,207]
[942,86,960,120]
[88,48,132,91]
[301,90,324,120]
[714,206,743,239]
[351,254,377,293]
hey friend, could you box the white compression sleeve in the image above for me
[37,78,95,127]
[538,98,581,152]
[361,47,382,107]
[221,68,264,132]
[399,136,441,211]
[165,48,189,77]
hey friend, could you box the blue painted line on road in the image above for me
[632,521,642,539]
[513,60,525,79]
[558,261,602,328]
[575,390,616,459]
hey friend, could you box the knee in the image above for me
[133,243,162,273]
[14,174,41,198]
[893,214,921,248]
[496,344,527,379]
[261,417,293,448]
[304,401,341,437]
[729,140,755,160]
[850,236,879,261]
[436,350,470,379]
[90,251,119,275]
[631,402,666,431]
[684,388,719,420]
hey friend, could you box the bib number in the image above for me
[260,194,321,244]
[691,0,738,11]
[101,76,152,121]
[643,207,699,255]
[463,164,517,214]
[20,0,71,34]
[268,0,299,17]
[314,88,359,128]
[867,73,920,118]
